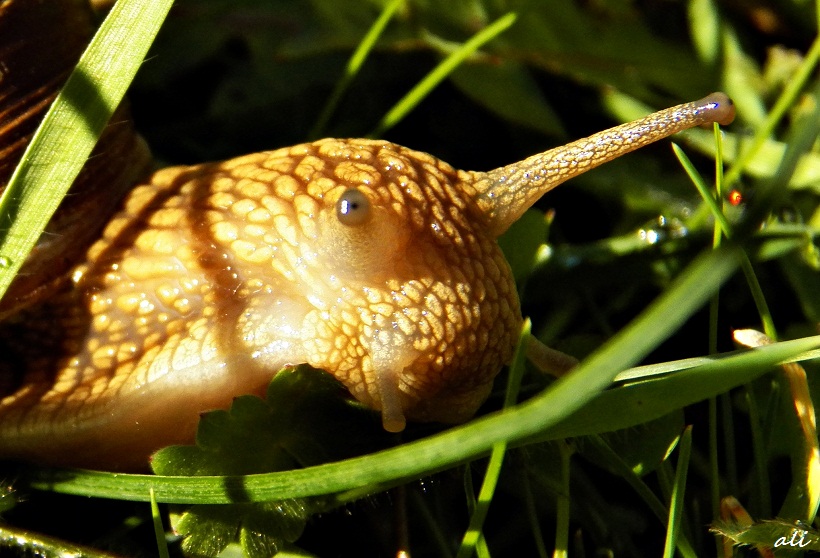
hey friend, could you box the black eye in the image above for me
[336,188,371,226]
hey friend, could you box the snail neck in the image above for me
[471,93,735,237]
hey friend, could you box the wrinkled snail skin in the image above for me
[0,94,734,471]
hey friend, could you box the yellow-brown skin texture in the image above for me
[0,139,520,469]
[0,93,735,470]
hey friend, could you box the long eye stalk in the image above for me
[472,93,735,237]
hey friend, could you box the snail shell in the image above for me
[0,0,151,321]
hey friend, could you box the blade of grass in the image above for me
[664,426,693,558]
[688,0,721,65]
[552,441,572,558]
[26,245,750,503]
[739,255,777,339]
[0,0,172,302]
[706,123,725,551]
[150,488,171,558]
[586,435,697,558]
[719,393,740,502]
[735,79,820,238]
[672,143,733,237]
[27,331,820,504]
[708,397,720,522]
[309,0,405,138]
[708,122,726,354]
[409,490,453,556]
[455,319,531,558]
[674,140,777,338]
[369,12,518,137]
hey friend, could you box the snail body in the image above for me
[0,95,734,470]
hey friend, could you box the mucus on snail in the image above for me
[0,1,736,471]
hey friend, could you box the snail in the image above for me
[0,3,735,472]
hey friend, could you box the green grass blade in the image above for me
[552,442,572,558]
[673,141,777,338]
[721,393,739,498]
[708,397,721,550]
[370,12,518,137]
[456,320,530,558]
[706,124,724,542]
[586,435,697,558]
[310,0,405,138]
[456,441,505,558]
[738,255,777,339]
[523,473,549,558]
[535,335,820,443]
[688,0,721,65]
[672,142,733,237]
[28,332,819,503]
[736,80,820,237]
[0,0,173,301]
[664,426,693,558]
[150,488,170,558]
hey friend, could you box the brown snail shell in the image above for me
[0,0,151,320]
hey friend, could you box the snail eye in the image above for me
[336,188,372,226]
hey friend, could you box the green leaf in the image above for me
[173,500,308,558]
[712,519,820,552]
[152,365,391,557]
[152,365,388,477]
[154,395,297,477]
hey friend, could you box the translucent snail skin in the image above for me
[0,93,734,470]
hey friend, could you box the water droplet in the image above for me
[641,229,660,244]
[0,256,12,268]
